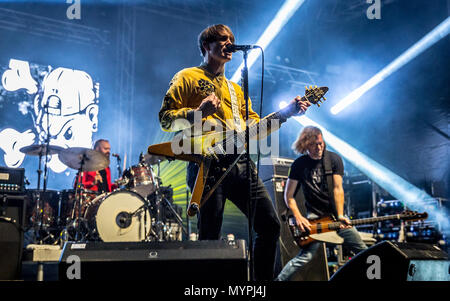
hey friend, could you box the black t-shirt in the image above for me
[288,151,344,217]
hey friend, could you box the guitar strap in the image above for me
[226,79,243,132]
[323,150,337,217]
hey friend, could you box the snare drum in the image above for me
[83,189,151,242]
[123,163,155,197]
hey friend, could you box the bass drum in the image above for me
[84,190,151,242]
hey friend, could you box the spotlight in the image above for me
[230,0,306,82]
[330,17,450,115]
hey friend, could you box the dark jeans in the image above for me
[187,156,281,280]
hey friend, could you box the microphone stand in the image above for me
[115,155,122,182]
[39,102,51,243]
[241,49,255,281]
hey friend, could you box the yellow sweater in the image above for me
[159,65,261,134]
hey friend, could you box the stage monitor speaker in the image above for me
[0,194,26,280]
[59,240,248,280]
[330,241,450,281]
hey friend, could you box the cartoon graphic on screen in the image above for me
[0,59,99,173]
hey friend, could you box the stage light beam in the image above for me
[330,16,450,115]
[230,0,306,83]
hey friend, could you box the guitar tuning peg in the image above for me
[314,85,317,88]
[317,104,320,107]
[309,85,312,89]
[323,97,326,100]
[305,86,308,90]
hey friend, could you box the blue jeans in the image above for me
[276,215,368,281]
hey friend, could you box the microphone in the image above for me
[225,44,258,53]
[112,153,121,160]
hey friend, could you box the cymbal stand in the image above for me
[32,150,44,243]
[73,154,88,241]
[153,160,187,240]
[37,102,51,244]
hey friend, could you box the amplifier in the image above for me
[0,167,25,194]
[0,194,26,280]
[59,240,248,280]
[259,157,293,182]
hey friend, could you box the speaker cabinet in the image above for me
[0,195,26,280]
[264,178,306,267]
[264,178,328,280]
[59,240,248,280]
[330,241,449,281]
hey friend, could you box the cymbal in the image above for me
[142,153,166,165]
[20,144,65,156]
[58,147,109,172]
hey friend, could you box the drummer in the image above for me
[75,139,118,193]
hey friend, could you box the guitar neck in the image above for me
[328,214,406,230]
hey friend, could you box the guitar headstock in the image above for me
[304,85,328,107]
[280,85,329,119]
[400,211,428,222]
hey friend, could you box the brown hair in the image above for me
[198,24,235,57]
[93,139,109,150]
[291,126,325,154]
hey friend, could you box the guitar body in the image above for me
[148,142,210,216]
[288,215,338,247]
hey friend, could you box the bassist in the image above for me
[276,126,368,281]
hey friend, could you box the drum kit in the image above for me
[20,144,185,245]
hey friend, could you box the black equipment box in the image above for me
[59,240,248,280]
[259,157,293,182]
[0,167,25,194]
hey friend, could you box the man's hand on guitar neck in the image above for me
[337,215,352,229]
[294,95,312,114]
[280,96,312,120]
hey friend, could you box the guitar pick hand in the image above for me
[196,92,221,117]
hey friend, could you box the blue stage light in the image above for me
[330,17,450,115]
[230,0,306,82]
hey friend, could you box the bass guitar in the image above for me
[288,211,428,247]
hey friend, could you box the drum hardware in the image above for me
[20,144,64,244]
[148,159,187,241]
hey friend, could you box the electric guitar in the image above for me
[288,211,428,247]
[148,86,328,216]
